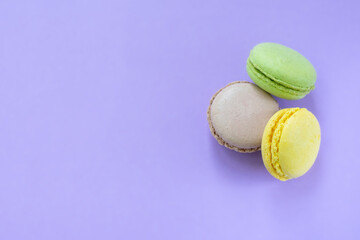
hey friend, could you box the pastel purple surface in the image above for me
[0,0,359,239]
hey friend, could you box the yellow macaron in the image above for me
[262,108,321,181]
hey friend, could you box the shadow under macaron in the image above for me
[276,90,318,114]
[209,134,273,184]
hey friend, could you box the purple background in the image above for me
[0,0,359,239]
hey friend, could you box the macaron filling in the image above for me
[262,110,287,180]
[247,58,314,96]
[270,108,300,180]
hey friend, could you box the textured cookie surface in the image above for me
[262,108,321,181]
[247,42,316,100]
[208,81,279,152]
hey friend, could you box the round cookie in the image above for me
[261,108,321,181]
[207,81,279,152]
[246,42,317,100]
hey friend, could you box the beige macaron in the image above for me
[207,81,279,152]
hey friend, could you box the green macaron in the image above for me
[246,42,317,100]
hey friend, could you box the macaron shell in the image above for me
[247,61,307,100]
[278,109,321,178]
[249,42,317,90]
[208,81,279,152]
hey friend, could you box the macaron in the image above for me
[246,42,317,100]
[207,81,279,152]
[262,108,321,181]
